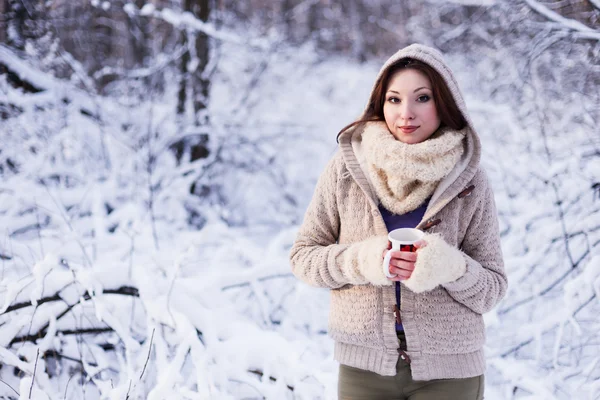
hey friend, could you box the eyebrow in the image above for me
[413,86,430,92]
[387,87,432,94]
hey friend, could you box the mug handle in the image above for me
[382,249,396,278]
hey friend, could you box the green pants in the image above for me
[338,361,484,400]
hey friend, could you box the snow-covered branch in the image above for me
[122,3,268,49]
[92,45,188,81]
[524,0,600,39]
[1,1,598,398]
[0,45,99,118]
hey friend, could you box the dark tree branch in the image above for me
[3,293,62,314]
[8,287,139,348]
[2,286,139,315]
[11,327,115,345]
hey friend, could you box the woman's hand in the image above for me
[383,240,427,281]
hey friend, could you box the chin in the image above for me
[396,135,424,145]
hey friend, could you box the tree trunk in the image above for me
[177,0,212,127]
[348,0,367,62]
[0,0,7,45]
[308,0,320,42]
[126,0,150,68]
[281,0,295,41]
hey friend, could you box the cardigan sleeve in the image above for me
[289,153,390,289]
[442,170,508,314]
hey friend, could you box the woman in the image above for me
[289,44,507,399]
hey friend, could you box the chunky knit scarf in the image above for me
[361,121,466,215]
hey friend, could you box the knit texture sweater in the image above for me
[289,44,507,380]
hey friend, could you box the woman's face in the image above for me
[382,68,441,144]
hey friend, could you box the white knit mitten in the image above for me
[355,236,393,286]
[402,233,466,293]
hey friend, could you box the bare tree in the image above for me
[177,0,212,128]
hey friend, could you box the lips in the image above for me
[399,126,419,134]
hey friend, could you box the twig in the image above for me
[34,198,44,257]
[39,186,94,268]
[0,378,19,396]
[501,338,534,358]
[498,246,593,316]
[44,349,97,367]
[196,328,205,346]
[146,106,160,251]
[64,373,74,400]
[248,369,295,391]
[550,181,575,267]
[29,348,40,398]
[125,379,132,400]
[21,304,39,351]
[228,378,263,398]
[166,260,182,328]
[501,295,597,359]
[140,328,155,380]
[93,45,187,82]
[221,273,294,291]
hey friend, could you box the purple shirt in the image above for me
[379,201,428,331]
[378,202,427,231]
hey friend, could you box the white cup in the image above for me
[382,228,424,278]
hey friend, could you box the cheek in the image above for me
[424,104,440,125]
[383,105,395,127]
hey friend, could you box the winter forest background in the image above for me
[0,0,599,399]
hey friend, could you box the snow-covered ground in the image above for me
[0,32,598,399]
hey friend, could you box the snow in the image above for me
[1,11,599,400]
[440,0,496,5]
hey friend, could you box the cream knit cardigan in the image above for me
[289,44,507,380]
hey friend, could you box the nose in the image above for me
[400,103,415,121]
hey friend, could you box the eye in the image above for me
[417,95,431,102]
[387,96,400,104]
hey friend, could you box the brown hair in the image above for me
[336,58,467,141]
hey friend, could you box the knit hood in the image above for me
[337,44,482,221]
